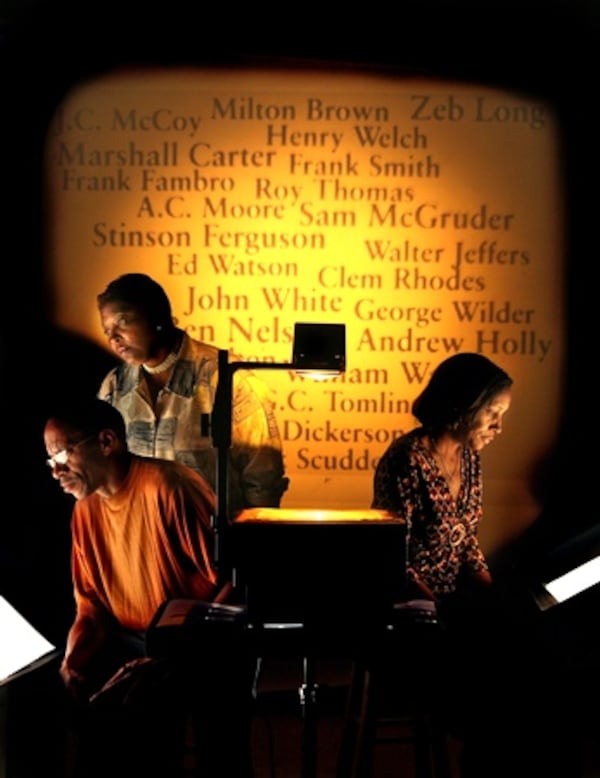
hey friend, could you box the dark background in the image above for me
[2,0,597,641]
[0,3,598,774]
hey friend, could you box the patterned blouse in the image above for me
[371,428,489,598]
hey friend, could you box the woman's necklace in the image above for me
[142,335,183,376]
[142,349,179,375]
[432,442,462,489]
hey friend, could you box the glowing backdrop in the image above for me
[44,69,564,553]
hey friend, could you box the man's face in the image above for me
[44,421,100,500]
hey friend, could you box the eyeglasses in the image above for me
[46,435,96,469]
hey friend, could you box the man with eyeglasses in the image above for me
[43,396,253,778]
[45,434,97,473]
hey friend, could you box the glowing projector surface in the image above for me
[234,508,403,523]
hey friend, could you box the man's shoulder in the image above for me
[127,456,182,495]
[131,456,215,512]
[130,454,171,475]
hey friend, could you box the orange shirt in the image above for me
[70,455,218,630]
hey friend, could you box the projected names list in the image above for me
[47,74,561,506]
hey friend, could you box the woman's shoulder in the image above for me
[381,428,424,458]
[181,332,218,362]
[98,361,137,396]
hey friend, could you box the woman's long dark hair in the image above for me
[412,353,513,438]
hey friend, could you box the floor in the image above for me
[5,634,600,778]
[249,656,463,778]
[247,654,600,778]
